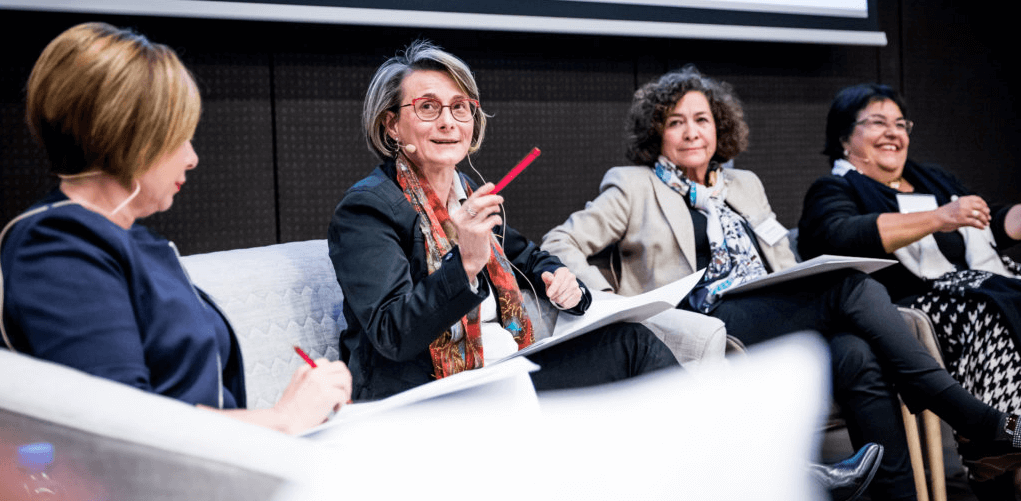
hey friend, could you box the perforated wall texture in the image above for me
[1,5,1018,260]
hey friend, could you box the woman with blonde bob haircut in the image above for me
[2,23,352,435]
[27,22,201,189]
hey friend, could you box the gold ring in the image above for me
[972,209,980,218]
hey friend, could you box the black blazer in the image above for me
[328,160,589,400]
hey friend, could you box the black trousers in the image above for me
[830,333,916,500]
[711,271,1004,501]
[526,322,679,391]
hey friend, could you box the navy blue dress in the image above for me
[2,190,246,408]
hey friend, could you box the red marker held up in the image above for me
[491,147,540,195]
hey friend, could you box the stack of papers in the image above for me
[722,254,896,296]
[497,270,705,362]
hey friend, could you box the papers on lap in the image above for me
[304,272,705,437]
[301,357,539,437]
[494,270,705,364]
[721,254,896,297]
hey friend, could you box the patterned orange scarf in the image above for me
[394,157,534,378]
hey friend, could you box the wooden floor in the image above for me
[822,421,981,501]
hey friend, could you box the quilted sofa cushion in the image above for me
[180,240,344,409]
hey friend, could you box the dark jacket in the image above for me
[328,160,589,400]
[798,159,1018,301]
[2,189,246,408]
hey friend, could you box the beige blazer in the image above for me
[542,166,797,297]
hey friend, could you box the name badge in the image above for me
[896,193,938,214]
[753,217,788,246]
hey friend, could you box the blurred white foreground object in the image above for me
[306,332,829,500]
[0,330,826,501]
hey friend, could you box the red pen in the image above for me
[491,147,540,195]
[293,346,317,368]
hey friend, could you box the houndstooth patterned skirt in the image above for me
[913,269,1021,414]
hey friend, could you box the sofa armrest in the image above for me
[0,350,332,495]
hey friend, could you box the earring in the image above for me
[843,149,849,158]
[386,135,400,156]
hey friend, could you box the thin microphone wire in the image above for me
[0,201,77,351]
[465,154,552,336]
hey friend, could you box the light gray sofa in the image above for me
[0,238,827,500]
[179,239,725,408]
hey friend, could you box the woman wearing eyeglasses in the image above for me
[799,83,1021,494]
[541,68,1021,499]
[327,40,679,401]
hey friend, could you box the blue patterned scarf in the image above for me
[655,156,768,312]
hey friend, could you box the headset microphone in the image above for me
[846,150,871,164]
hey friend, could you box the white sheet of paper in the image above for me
[300,357,539,437]
[721,254,896,297]
[494,270,704,363]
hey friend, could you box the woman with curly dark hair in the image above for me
[543,66,1021,500]
[624,65,749,170]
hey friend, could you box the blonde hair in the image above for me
[363,39,486,160]
[26,22,201,187]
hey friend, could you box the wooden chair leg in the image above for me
[922,410,947,501]
[902,403,930,501]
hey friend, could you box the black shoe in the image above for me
[811,443,884,501]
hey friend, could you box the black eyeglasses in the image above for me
[400,97,479,122]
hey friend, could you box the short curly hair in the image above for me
[625,65,749,167]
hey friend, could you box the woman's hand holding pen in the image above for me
[274,359,352,434]
[452,182,504,279]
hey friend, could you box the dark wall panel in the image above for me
[0,14,67,226]
[899,0,1020,205]
[1,4,1017,259]
[0,13,278,256]
[726,49,881,229]
[898,1,1020,258]
[273,28,640,244]
[148,50,277,256]
[464,34,638,243]
[273,44,383,244]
